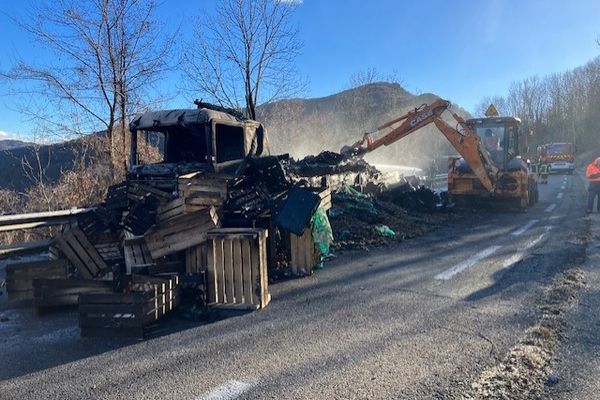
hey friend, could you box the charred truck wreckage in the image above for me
[3,101,444,339]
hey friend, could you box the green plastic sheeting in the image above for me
[311,206,334,269]
[375,224,395,237]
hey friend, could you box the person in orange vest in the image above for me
[585,157,600,213]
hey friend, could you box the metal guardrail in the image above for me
[0,208,93,232]
[0,240,51,257]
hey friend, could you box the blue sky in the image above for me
[1,0,600,140]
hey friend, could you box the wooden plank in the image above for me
[304,228,314,273]
[223,239,234,303]
[233,239,243,304]
[215,239,225,303]
[258,231,270,308]
[241,239,253,304]
[199,244,207,272]
[207,240,217,303]
[250,237,261,307]
[290,233,298,275]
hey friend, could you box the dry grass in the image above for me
[0,130,166,246]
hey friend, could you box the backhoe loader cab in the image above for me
[467,116,523,170]
[449,116,537,208]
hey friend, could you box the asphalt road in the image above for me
[0,172,590,399]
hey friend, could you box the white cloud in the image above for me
[0,131,16,140]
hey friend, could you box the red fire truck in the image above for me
[537,142,575,174]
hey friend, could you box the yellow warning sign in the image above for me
[485,104,499,117]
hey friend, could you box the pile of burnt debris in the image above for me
[3,150,445,338]
[287,150,379,178]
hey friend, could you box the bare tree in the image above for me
[3,0,173,175]
[473,95,509,117]
[182,0,304,120]
[473,56,600,153]
[349,67,404,89]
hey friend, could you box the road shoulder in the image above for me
[542,213,600,399]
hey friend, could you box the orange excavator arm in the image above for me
[340,99,498,192]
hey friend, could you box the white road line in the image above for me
[197,380,257,400]
[511,219,539,236]
[557,192,564,200]
[435,245,502,280]
[545,204,557,213]
[501,226,552,269]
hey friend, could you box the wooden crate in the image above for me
[6,259,69,303]
[79,275,179,338]
[157,197,207,224]
[185,243,208,274]
[127,182,173,203]
[79,291,155,338]
[123,236,153,274]
[129,274,180,317]
[95,242,123,264]
[144,207,219,259]
[290,227,317,276]
[206,228,270,310]
[56,227,109,279]
[33,279,113,313]
[178,171,232,207]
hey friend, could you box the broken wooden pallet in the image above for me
[206,228,270,310]
[5,259,69,303]
[144,206,219,259]
[55,227,109,279]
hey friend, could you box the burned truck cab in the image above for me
[128,106,270,190]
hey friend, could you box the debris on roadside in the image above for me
[328,184,445,251]
[1,103,450,339]
[466,267,586,400]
